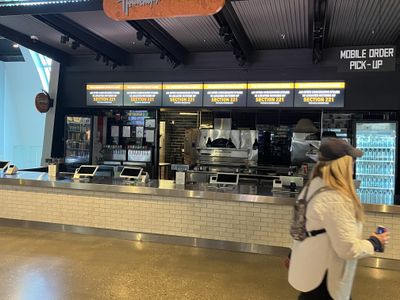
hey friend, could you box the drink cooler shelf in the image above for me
[358,160,395,163]
[358,147,396,149]
[358,187,394,190]
[357,174,394,176]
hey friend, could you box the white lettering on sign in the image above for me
[340,49,367,59]
[339,46,395,72]
[118,0,161,15]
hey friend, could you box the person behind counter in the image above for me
[288,138,390,300]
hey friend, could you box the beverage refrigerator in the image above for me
[355,121,397,205]
[65,116,92,167]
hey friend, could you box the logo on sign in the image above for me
[103,0,225,21]
[35,92,53,113]
[118,0,160,15]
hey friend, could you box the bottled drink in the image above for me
[358,136,364,147]
[367,190,372,204]
[388,163,394,174]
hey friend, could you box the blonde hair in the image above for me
[311,155,364,221]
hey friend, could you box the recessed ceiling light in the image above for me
[12,43,19,48]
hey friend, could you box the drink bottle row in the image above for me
[358,148,395,161]
[356,162,394,174]
[357,175,394,189]
[357,136,396,148]
[358,189,394,205]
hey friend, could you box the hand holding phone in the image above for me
[373,225,390,252]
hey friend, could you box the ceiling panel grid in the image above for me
[232,0,309,49]
[326,0,400,47]
[156,16,230,52]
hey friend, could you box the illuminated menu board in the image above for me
[162,83,203,107]
[86,83,123,106]
[203,83,247,107]
[123,83,162,106]
[247,82,294,107]
[294,82,345,107]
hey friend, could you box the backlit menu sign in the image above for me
[294,82,345,108]
[86,83,123,106]
[124,83,162,106]
[162,83,203,107]
[203,83,247,107]
[247,82,294,107]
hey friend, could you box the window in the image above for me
[29,50,52,92]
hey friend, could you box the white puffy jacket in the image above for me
[288,177,374,300]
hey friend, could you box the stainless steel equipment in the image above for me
[194,129,258,172]
[291,132,321,165]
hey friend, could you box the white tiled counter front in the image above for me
[0,185,293,248]
[0,173,400,260]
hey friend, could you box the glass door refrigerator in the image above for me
[355,121,397,205]
[65,116,92,167]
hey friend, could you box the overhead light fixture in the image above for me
[144,38,151,47]
[224,35,232,44]
[160,50,166,60]
[219,26,228,36]
[136,31,144,41]
[60,35,69,44]
[71,40,80,50]
[12,43,19,48]
[179,112,198,116]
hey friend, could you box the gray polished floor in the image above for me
[0,226,399,300]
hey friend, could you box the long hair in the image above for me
[311,155,364,222]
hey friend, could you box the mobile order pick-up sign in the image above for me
[338,46,396,72]
[294,82,345,108]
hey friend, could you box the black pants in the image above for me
[298,273,333,300]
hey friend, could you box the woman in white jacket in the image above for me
[288,138,390,300]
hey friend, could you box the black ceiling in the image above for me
[0,0,399,66]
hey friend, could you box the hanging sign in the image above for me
[338,46,396,72]
[162,82,203,107]
[247,82,294,107]
[294,82,345,108]
[86,83,124,106]
[203,83,247,107]
[103,0,225,21]
[35,92,53,113]
[123,83,162,106]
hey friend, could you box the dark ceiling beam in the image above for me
[33,14,130,66]
[0,0,102,16]
[214,0,253,66]
[311,0,328,64]
[0,23,69,63]
[127,20,188,67]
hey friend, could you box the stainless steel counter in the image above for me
[0,171,399,213]
[0,171,296,205]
